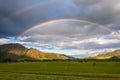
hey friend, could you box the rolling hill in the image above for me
[94,49,120,59]
[0,43,68,62]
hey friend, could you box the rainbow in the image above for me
[2,3,42,22]
[17,18,113,37]
[2,0,57,21]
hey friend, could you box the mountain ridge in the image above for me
[0,43,68,62]
[92,49,120,59]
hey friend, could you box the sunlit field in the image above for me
[0,62,120,80]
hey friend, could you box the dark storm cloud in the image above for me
[0,0,74,37]
[72,0,120,25]
[0,0,120,38]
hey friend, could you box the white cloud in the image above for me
[0,38,9,45]
[17,18,120,54]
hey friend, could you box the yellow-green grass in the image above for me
[0,62,120,80]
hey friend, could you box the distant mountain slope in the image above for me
[61,54,75,60]
[0,43,27,60]
[0,43,68,62]
[94,49,120,59]
[25,48,68,60]
[0,43,27,54]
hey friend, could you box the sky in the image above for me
[0,0,120,58]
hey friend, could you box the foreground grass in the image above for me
[0,62,120,80]
[0,72,120,80]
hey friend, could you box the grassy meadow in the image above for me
[0,61,120,80]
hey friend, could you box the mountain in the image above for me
[94,49,120,59]
[0,43,68,62]
[25,48,68,60]
[0,43,27,61]
[60,54,75,60]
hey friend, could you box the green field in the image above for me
[0,62,120,80]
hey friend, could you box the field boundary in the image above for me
[0,71,120,79]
